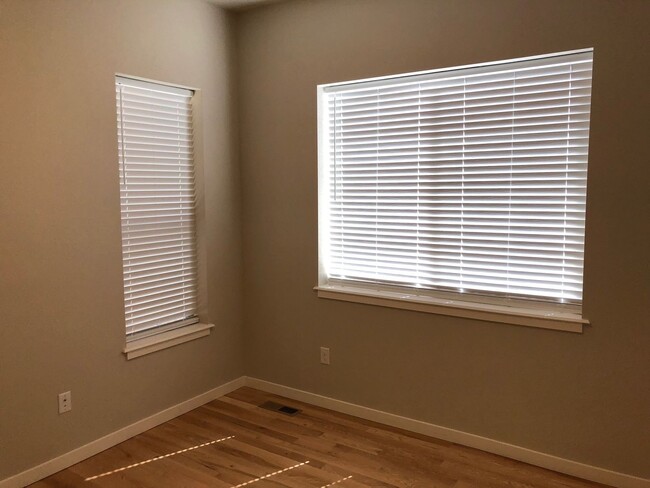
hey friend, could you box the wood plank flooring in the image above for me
[31,387,611,488]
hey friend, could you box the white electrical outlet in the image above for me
[58,391,72,414]
[320,347,330,365]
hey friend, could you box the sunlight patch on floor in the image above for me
[84,436,234,481]
[230,461,310,487]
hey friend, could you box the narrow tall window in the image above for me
[318,50,593,313]
[116,77,198,340]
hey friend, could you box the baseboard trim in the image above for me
[244,377,649,488]
[0,376,246,488]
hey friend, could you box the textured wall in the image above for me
[0,0,243,478]
[236,0,650,477]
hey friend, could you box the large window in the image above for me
[317,50,593,328]
[116,76,199,341]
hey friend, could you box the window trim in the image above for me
[315,284,587,333]
[316,50,593,330]
[124,322,214,360]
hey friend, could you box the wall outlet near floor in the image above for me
[320,347,330,365]
[58,391,72,414]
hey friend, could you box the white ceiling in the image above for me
[208,0,283,10]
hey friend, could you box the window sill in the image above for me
[315,285,588,333]
[123,323,214,360]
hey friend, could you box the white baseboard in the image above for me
[244,377,649,488]
[0,376,246,488]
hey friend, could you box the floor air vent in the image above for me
[259,401,301,416]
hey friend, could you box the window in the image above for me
[317,49,593,331]
[116,76,200,343]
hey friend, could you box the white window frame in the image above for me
[316,50,593,332]
[115,75,212,358]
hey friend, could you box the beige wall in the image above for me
[1,0,649,482]
[236,0,650,478]
[0,0,243,479]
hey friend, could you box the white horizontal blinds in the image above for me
[324,50,593,303]
[116,77,199,338]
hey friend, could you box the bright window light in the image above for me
[318,49,593,308]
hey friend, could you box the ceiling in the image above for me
[208,0,283,10]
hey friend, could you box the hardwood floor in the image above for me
[31,387,610,488]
